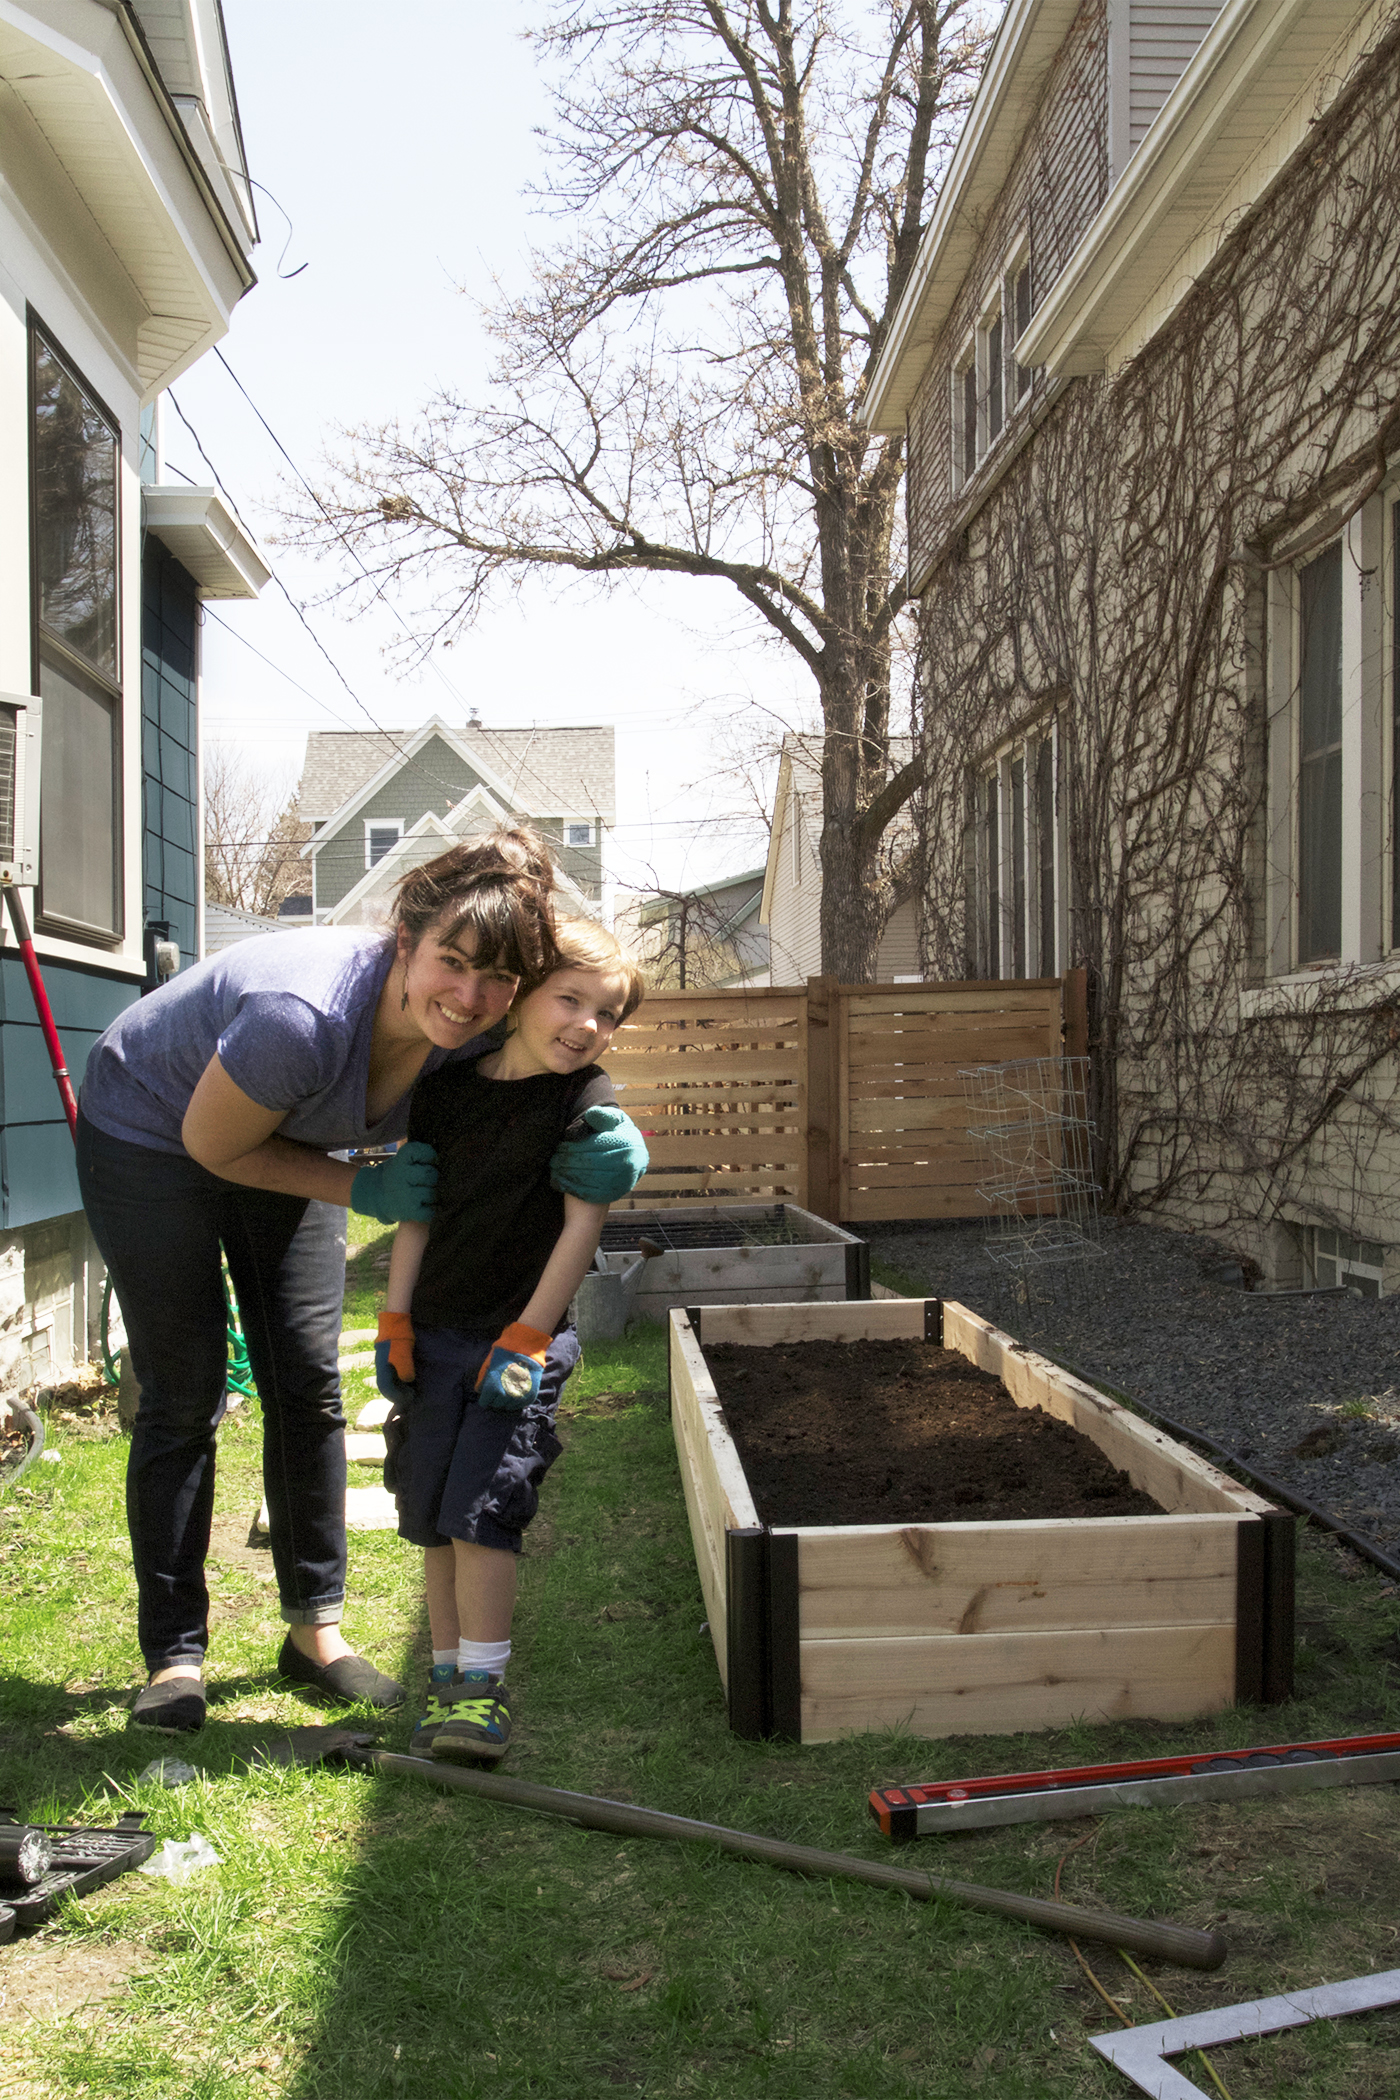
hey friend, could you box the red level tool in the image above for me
[870,1729,1400,1840]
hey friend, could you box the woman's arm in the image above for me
[517,1196,610,1336]
[181,1056,435,1221]
[385,1220,429,1314]
[182,1057,360,1202]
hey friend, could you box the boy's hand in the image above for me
[476,1323,552,1410]
[351,1141,438,1223]
[550,1106,649,1202]
[375,1312,417,1400]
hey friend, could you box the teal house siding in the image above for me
[0,956,134,1227]
[142,543,201,968]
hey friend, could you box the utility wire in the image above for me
[210,348,606,827]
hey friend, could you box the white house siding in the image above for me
[1131,4,1224,154]
[765,793,823,983]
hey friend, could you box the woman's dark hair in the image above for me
[391,827,559,982]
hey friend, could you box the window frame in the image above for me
[28,311,124,948]
[364,817,404,870]
[563,819,595,848]
[1263,495,1389,979]
[975,717,1064,982]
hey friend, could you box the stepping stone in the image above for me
[346,1485,399,1531]
[345,1431,387,1467]
[340,1328,377,1346]
[355,1397,392,1430]
[338,1349,375,1372]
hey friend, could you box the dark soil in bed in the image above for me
[705,1338,1166,1527]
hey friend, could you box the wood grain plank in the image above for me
[695,1299,931,1345]
[797,1622,1237,1741]
[789,1514,1242,1638]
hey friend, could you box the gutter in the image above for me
[94,0,256,294]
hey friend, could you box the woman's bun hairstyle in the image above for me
[392,826,559,984]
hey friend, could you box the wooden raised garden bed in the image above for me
[669,1297,1294,1743]
[598,1203,868,1323]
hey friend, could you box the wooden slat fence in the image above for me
[604,972,1086,1221]
[604,989,808,1208]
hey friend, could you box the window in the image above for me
[1263,498,1391,976]
[985,304,1004,447]
[1011,255,1033,401]
[1297,1225,1385,1297]
[365,819,403,869]
[978,722,1063,980]
[1297,543,1343,963]
[30,318,122,942]
[564,820,594,848]
[954,345,977,488]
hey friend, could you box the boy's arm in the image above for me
[376,1219,430,1398]
[518,1195,608,1336]
[476,1196,609,1410]
[386,1220,429,1313]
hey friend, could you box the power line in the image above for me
[210,347,605,826]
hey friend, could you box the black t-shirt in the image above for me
[406,1059,616,1333]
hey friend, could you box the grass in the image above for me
[3,1227,1400,2094]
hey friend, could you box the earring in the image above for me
[400,962,409,1013]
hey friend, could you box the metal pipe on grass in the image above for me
[363,1750,1227,1971]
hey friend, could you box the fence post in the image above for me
[1062,967,1089,1061]
[805,975,839,1221]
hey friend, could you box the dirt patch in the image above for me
[206,1511,274,1574]
[0,1935,153,2025]
[705,1339,1165,1527]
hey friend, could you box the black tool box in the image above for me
[0,1810,155,1932]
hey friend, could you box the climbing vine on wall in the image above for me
[914,9,1400,1245]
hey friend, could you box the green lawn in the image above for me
[3,1232,1400,2095]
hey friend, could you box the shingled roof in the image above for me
[298,720,616,825]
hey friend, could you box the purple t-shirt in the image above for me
[79,928,493,1155]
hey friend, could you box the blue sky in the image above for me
[169,2,798,890]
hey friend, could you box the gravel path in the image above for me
[865,1217,1400,1562]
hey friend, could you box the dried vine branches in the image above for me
[915,10,1400,1254]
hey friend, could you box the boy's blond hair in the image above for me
[521,917,646,1022]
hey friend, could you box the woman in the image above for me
[76,829,647,1733]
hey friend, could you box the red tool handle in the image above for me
[2,883,78,1138]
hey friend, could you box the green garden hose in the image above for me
[100,1271,256,1400]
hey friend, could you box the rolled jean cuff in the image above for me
[146,1647,206,1674]
[279,1600,344,1628]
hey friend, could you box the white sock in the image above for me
[458,1638,510,1680]
[431,1648,457,1670]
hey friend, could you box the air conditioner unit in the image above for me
[0,694,41,887]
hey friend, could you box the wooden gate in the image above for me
[602,973,1082,1221]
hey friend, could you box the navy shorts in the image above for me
[385,1325,577,1552]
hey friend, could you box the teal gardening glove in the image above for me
[549,1106,649,1203]
[350,1140,437,1223]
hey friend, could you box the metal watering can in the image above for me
[573,1239,664,1343]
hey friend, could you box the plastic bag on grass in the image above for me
[139,1833,220,1883]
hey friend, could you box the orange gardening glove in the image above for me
[475,1322,551,1411]
[375,1312,416,1401]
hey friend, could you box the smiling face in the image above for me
[500,965,629,1078]
[395,917,520,1049]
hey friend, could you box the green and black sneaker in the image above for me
[428,1671,512,1766]
[409,1665,458,1756]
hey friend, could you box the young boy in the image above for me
[374,920,645,1765]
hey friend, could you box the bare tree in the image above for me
[204,746,311,917]
[284,0,990,981]
[619,867,768,988]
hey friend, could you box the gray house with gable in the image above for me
[297,716,615,925]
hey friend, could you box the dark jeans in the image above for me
[76,1113,349,1672]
